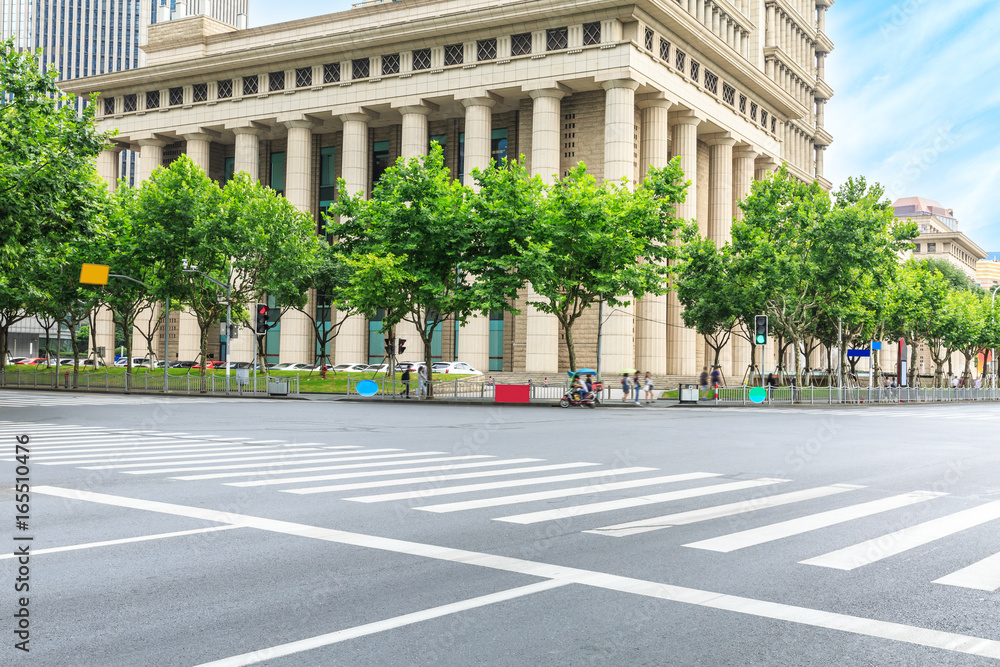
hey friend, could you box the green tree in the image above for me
[291,244,356,370]
[944,289,987,385]
[676,238,737,377]
[515,162,691,372]
[0,40,110,267]
[887,260,951,386]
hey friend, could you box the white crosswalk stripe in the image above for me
[124,451,454,475]
[684,491,947,553]
[933,551,1000,591]
[0,392,233,407]
[177,455,500,481]
[800,500,1000,570]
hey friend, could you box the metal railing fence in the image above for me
[0,368,299,396]
[700,385,1000,405]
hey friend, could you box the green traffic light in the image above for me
[755,335,766,344]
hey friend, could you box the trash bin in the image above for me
[267,379,288,396]
[679,383,699,405]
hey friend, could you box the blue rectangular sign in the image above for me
[871,341,883,351]
[847,349,871,358]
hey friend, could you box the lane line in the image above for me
[82,449,417,470]
[0,526,241,558]
[933,551,1000,591]
[586,484,865,537]
[341,467,659,503]
[684,491,947,553]
[31,444,286,461]
[192,580,571,667]
[122,451,450,475]
[801,500,1000,570]
[495,478,791,525]
[415,472,724,513]
[34,485,1000,662]
[174,455,498,481]
[224,458,545,487]
[282,462,601,494]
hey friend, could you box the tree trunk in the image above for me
[909,342,918,387]
[422,327,434,399]
[0,325,8,384]
[563,320,577,373]
[68,318,80,389]
[199,325,210,393]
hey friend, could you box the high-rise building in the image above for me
[1,0,248,186]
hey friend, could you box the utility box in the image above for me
[679,383,700,405]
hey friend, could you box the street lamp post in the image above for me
[181,261,232,389]
[991,285,1000,388]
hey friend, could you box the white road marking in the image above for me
[586,484,864,537]
[123,451,452,475]
[283,462,602,494]
[415,472,724,514]
[175,455,499,481]
[16,439,202,452]
[933,551,1000,591]
[33,485,1000,661]
[0,526,241,559]
[342,467,659,503]
[496,478,791,525]
[192,580,571,667]
[801,500,1000,570]
[31,444,283,461]
[225,458,546,487]
[83,449,422,470]
[685,491,947,553]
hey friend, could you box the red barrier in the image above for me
[494,384,530,403]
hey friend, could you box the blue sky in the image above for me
[253,1,1000,251]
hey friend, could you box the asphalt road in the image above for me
[1,390,999,666]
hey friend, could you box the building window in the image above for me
[323,63,341,83]
[412,49,431,70]
[429,134,447,163]
[382,53,400,75]
[217,80,232,99]
[444,44,463,66]
[761,110,769,127]
[146,90,160,109]
[352,59,370,79]
[659,37,670,61]
[492,128,508,164]
[723,83,735,106]
[270,151,285,195]
[477,38,497,62]
[269,71,285,91]
[750,102,758,121]
[372,140,390,190]
[705,71,718,95]
[169,86,183,106]
[643,27,654,51]
[222,157,235,187]
[546,27,568,51]
[122,94,136,112]
[104,97,116,115]
[242,76,258,96]
[739,94,747,114]
[489,310,504,371]
[192,83,207,103]
[584,22,601,46]
[675,49,686,72]
[319,147,336,226]
[690,60,700,83]
[296,67,312,88]
[927,243,936,253]
[771,118,776,133]
[511,33,532,56]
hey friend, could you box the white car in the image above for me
[271,362,312,371]
[363,364,390,374]
[332,363,369,372]
[431,361,482,375]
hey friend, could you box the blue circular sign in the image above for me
[749,386,767,404]
[356,380,379,397]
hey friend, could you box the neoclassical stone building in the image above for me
[66,0,835,378]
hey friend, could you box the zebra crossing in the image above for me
[5,420,1000,594]
[0,391,233,407]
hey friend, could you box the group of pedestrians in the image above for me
[699,366,724,401]
[399,365,427,399]
[621,372,656,405]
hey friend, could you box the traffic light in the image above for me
[384,336,395,356]
[397,339,406,355]
[754,315,768,345]
[255,303,268,334]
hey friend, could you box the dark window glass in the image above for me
[242,76,258,95]
[104,97,115,114]
[412,49,431,70]
[268,71,285,91]
[352,58,370,79]
[372,140,390,190]
[381,54,399,75]
[644,27,654,51]
[444,44,463,66]
[146,90,160,109]
[546,27,568,51]
[296,67,312,88]
[217,80,233,98]
[192,83,207,102]
[583,22,601,46]
[168,86,183,106]
[323,63,341,83]
[477,39,496,62]
[123,94,136,112]
[511,33,531,56]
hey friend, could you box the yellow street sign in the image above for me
[80,263,110,285]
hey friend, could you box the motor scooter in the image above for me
[559,368,600,408]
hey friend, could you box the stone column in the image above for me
[816,145,825,179]
[600,79,640,374]
[766,5,776,48]
[278,120,318,364]
[636,98,672,376]
[705,135,736,377]
[525,89,565,373]
[233,127,260,182]
[97,147,122,192]
[137,138,166,184]
[399,105,431,160]
[335,112,374,364]
[529,89,565,185]
[755,156,779,181]
[182,133,212,172]
[91,307,116,366]
[667,114,701,376]
[731,147,758,383]
[817,99,826,128]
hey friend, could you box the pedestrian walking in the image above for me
[710,366,722,400]
[699,367,710,401]
[401,366,411,398]
[418,365,428,398]
[632,372,642,404]
[643,372,655,403]
[621,373,631,403]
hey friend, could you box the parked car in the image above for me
[271,362,312,371]
[15,358,47,366]
[115,357,149,367]
[431,361,482,375]
[395,361,426,373]
[363,364,391,374]
[80,359,106,368]
[170,361,198,369]
[7,357,25,365]
[332,363,369,372]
